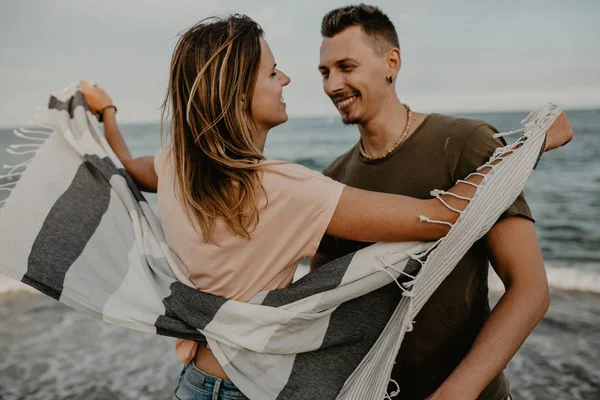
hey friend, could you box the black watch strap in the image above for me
[96,105,117,122]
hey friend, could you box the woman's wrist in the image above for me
[95,105,117,122]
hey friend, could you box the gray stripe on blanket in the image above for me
[275,282,404,399]
[117,168,146,204]
[156,307,207,341]
[260,251,354,307]
[61,191,136,313]
[156,282,227,340]
[22,159,112,299]
[48,91,89,118]
[272,258,422,399]
[88,155,146,207]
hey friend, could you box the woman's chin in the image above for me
[276,112,289,126]
[260,111,289,130]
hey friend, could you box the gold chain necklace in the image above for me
[359,104,412,161]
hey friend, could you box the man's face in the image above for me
[319,26,389,125]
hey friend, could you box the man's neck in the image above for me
[357,96,411,157]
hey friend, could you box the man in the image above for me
[311,5,560,400]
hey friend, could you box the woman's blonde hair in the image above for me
[162,15,266,243]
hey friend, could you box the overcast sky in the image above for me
[1,0,598,127]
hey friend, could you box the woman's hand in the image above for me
[80,80,113,114]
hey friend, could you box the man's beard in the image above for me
[332,91,363,125]
[340,111,364,125]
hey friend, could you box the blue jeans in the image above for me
[173,362,249,400]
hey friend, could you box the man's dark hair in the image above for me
[321,4,399,54]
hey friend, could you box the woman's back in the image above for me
[155,149,345,302]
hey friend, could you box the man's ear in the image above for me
[387,47,402,77]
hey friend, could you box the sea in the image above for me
[0,109,599,399]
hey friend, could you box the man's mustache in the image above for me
[330,91,360,102]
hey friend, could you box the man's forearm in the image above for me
[430,217,549,400]
[429,280,549,399]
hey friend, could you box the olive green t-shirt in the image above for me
[317,113,533,400]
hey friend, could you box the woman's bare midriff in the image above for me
[193,344,229,379]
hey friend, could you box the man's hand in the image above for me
[544,111,573,151]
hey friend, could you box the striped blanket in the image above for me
[0,84,559,399]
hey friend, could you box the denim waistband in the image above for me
[184,362,246,397]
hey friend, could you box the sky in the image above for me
[0,0,598,127]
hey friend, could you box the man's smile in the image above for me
[335,94,359,111]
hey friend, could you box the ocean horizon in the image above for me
[2,106,599,131]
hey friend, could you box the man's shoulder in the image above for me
[428,113,498,140]
[322,145,357,179]
[417,113,500,158]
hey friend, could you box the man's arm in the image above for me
[428,217,549,400]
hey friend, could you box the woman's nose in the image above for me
[280,71,291,86]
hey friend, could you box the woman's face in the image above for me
[251,37,291,135]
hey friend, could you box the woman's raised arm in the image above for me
[81,81,158,193]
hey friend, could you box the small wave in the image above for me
[489,261,600,294]
[3,261,599,297]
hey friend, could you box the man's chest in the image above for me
[335,149,457,200]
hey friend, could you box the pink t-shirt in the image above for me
[154,150,345,363]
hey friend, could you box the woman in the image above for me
[81,15,570,400]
